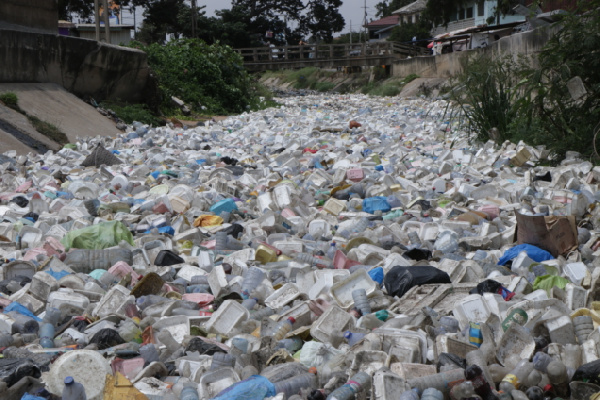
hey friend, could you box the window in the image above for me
[458,8,465,20]
[478,1,485,17]
[466,7,473,18]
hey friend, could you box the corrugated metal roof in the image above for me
[365,15,400,28]
[392,0,427,15]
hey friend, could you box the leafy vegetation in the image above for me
[101,102,163,126]
[0,92,19,109]
[448,0,600,162]
[129,38,261,115]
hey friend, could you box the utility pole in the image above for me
[360,0,368,43]
[102,0,111,43]
[191,0,197,38]
[94,0,100,41]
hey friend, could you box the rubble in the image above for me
[0,93,599,400]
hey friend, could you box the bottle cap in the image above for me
[287,316,296,324]
[543,384,553,392]
[64,376,74,385]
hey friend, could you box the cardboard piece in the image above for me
[515,213,578,257]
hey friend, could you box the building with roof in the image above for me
[392,0,427,25]
[364,15,401,42]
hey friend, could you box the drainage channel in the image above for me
[0,119,50,154]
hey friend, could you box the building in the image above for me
[75,24,135,45]
[392,0,427,25]
[431,0,525,36]
[364,15,400,42]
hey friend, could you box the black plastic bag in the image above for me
[0,358,41,387]
[154,250,184,266]
[470,280,503,296]
[436,352,466,372]
[223,223,244,239]
[383,265,451,298]
[572,359,600,384]
[10,197,28,208]
[403,248,432,261]
[89,328,125,350]
[185,337,226,355]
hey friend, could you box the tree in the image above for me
[375,0,415,18]
[135,0,206,44]
[230,0,345,44]
[57,0,95,21]
[387,20,432,45]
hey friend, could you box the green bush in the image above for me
[129,39,259,115]
[102,102,163,126]
[314,82,336,92]
[28,116,68,144]
[0,92,19,110]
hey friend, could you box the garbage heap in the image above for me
[1,94,600,400]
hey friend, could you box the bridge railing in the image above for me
[236,42,414,63]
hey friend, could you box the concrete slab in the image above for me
[0,83,120,142]
[0,103,61,155]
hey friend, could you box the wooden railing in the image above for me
[235,41,429,64]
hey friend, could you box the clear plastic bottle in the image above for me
[344,331,366,347]
[399,389,420,400]
[241,267,266,299]
[242,298,259,310]
[327,242,337,260]
[499,360,534,393]
[532,352,552,373]
[179,383,199,400]
[139,343,160,364]
[408,231,421,247]
[210,352,236,370]
[276,337,303,352]
[326,371,371,400]
[546,360,569,398]
[272,317,296,341]
[450,381,476,400]
[294,252,332,268]
[62,376,87,400]
[352,288,371,315]
[251,306,275,320]
[421,387,444,400]
[273,371,317,398]
[465,364,498,400]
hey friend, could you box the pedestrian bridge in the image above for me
[235,42,429,72]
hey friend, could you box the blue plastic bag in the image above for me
[4,302,42,322]
[210,198,238,215]
[211,375,275,400]
[45,268,70,281]
[368,267,384,286]
[145,226,175,236]
[362,196,391,214]
[497,244,553,266]
[20,394,45,400]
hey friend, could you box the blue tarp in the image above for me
[498,243,554,266]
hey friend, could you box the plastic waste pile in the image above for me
[1,93,600,400]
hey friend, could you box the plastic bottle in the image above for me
[62,376,87,400]
[273,371,317,398]
[466,350,495,389]
[344,331,366,347]
[408,369,467,394]
[326,371,371,400]
[99,270,118,288]
[465,364,498,400]
[43,307,62,326]
[272,317,296,341]
[434,230,459,253]
[532,352,552,373]
[179,383,199,400]
[421,387,444,400]
[525,386,543,400]
[450,381,475,400]
[327,242,337,260]
[251,306,275,320]
[399,389,420,400]
[210,352,236,370]
[408,231,421,247]
[499,360,534,393]
[546,360,569,398]
[276,337,304,352]
[294,252,332,268]
[241,267,266,299]
[352,288,371,315]
[139,343,160,364]
[242,298,259,310]
[573,315,593,344]
[63,248,133,273]
[39,322,55,348]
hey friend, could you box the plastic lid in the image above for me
[344,331,352,338]
[64,376,74,385]
[287,317,296,324]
